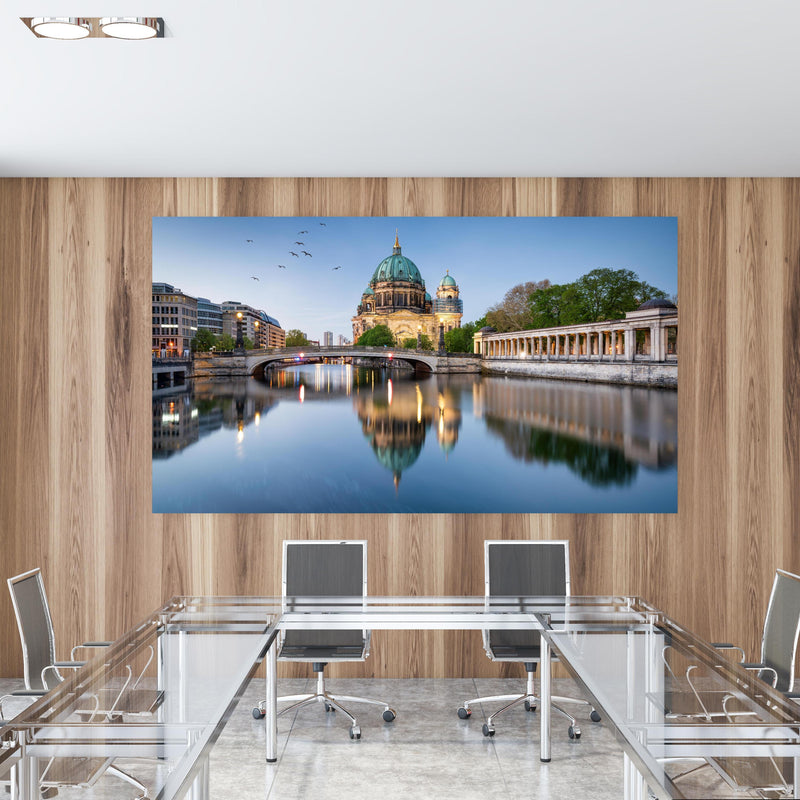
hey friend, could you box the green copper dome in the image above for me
[439,270,456,287]
[363,286,375,295]
[371,234,424,286]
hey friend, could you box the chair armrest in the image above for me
[742,662,778,687]
[41,661,87,689]
[710,643,745,662]
[71,642,111,660]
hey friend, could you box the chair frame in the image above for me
[460,540,599,739]
[254,540,395,739]
[2,567,150,798]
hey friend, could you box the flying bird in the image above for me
[289,251,299,257]
[294,241,305,245]
[250,276,260,281]
[297,230,308,234]
[332,266,342,270]
[277,264,287,269]
[302,250,312,257]
[319,222,326,227]
[246,239,254,243]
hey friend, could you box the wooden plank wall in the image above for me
[1,178,798,679]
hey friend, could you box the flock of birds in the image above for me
[246,222,343,281]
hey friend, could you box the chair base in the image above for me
[254,665,396,740]
[458,665,600,739]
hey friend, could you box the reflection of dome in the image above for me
[637,297,676,310]
[439,272,457,288]
[373,442,424,484]
[371,235,424,286]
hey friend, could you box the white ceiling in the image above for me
[4,1,800,177]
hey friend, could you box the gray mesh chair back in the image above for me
[761,568,800,693]
[281,540,366,653]
[7,568,58,691]
[485,541,569,659]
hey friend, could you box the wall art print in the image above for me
[152,216,677,513]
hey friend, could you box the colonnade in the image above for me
[475,318,677,364]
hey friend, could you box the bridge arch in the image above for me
[245,347,439,378]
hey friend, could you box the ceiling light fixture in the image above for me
[99,17,162,39]
[31,17,92,39]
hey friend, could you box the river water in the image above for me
[152,364,677,513]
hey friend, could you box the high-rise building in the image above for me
[196,297,223,336]
[152,282,198,356]
[337,334,350,346]
[222,301,285,348]
[323,331,333,346]
[259,311,286,348]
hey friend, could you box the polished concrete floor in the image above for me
[0,677,755,798]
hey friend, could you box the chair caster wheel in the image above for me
[524,700,537,712]
[457,706,471,719]
[590,709,601,722]
[382,708,396,722]
[568,725,581,739]
[349,725,361,740]
[324,702,335,713]
[482,723,495,737]
[252,707,265,719]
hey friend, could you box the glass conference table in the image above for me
[1,595,799,800]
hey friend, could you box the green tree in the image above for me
[527,268,670,328]
[572,268,667,322]
[485,280,551,331]
[529,283,582,328]
[445,322,477,353]
[242,336,255,350]
[217,333,236,351]
[285,329,311,347]
[191,328,217,353]
[403,333,434,350]
[357,324,396,347]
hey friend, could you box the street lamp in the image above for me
[253,319,260,348]
[416,324,422,349]
[235,311,244,350]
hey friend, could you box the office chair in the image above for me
[457,540,601,739]
[252,540,396,740]
[664,568,800,797]
[1,568,154,798]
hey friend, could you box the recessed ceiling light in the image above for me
[31,17,92,39]
[99,17,161,39]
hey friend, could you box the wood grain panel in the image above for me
[1,178,798,679]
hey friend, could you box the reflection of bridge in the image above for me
[472,379,677,469]
[192,346,481,379]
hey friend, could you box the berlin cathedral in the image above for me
[352,233,463,345]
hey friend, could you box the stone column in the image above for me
[625,328,634,361]
[611,330,617,362]
[545,335,550,361]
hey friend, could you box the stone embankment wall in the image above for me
[482,358,677,387]
[192,354,248,378]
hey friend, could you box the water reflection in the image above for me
[152,365,677,513]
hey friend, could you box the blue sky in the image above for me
[152,216,677,342]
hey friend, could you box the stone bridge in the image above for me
[192,346,481,379]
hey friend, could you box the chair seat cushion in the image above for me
[280,644,365,660]
[490,644,542,660]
